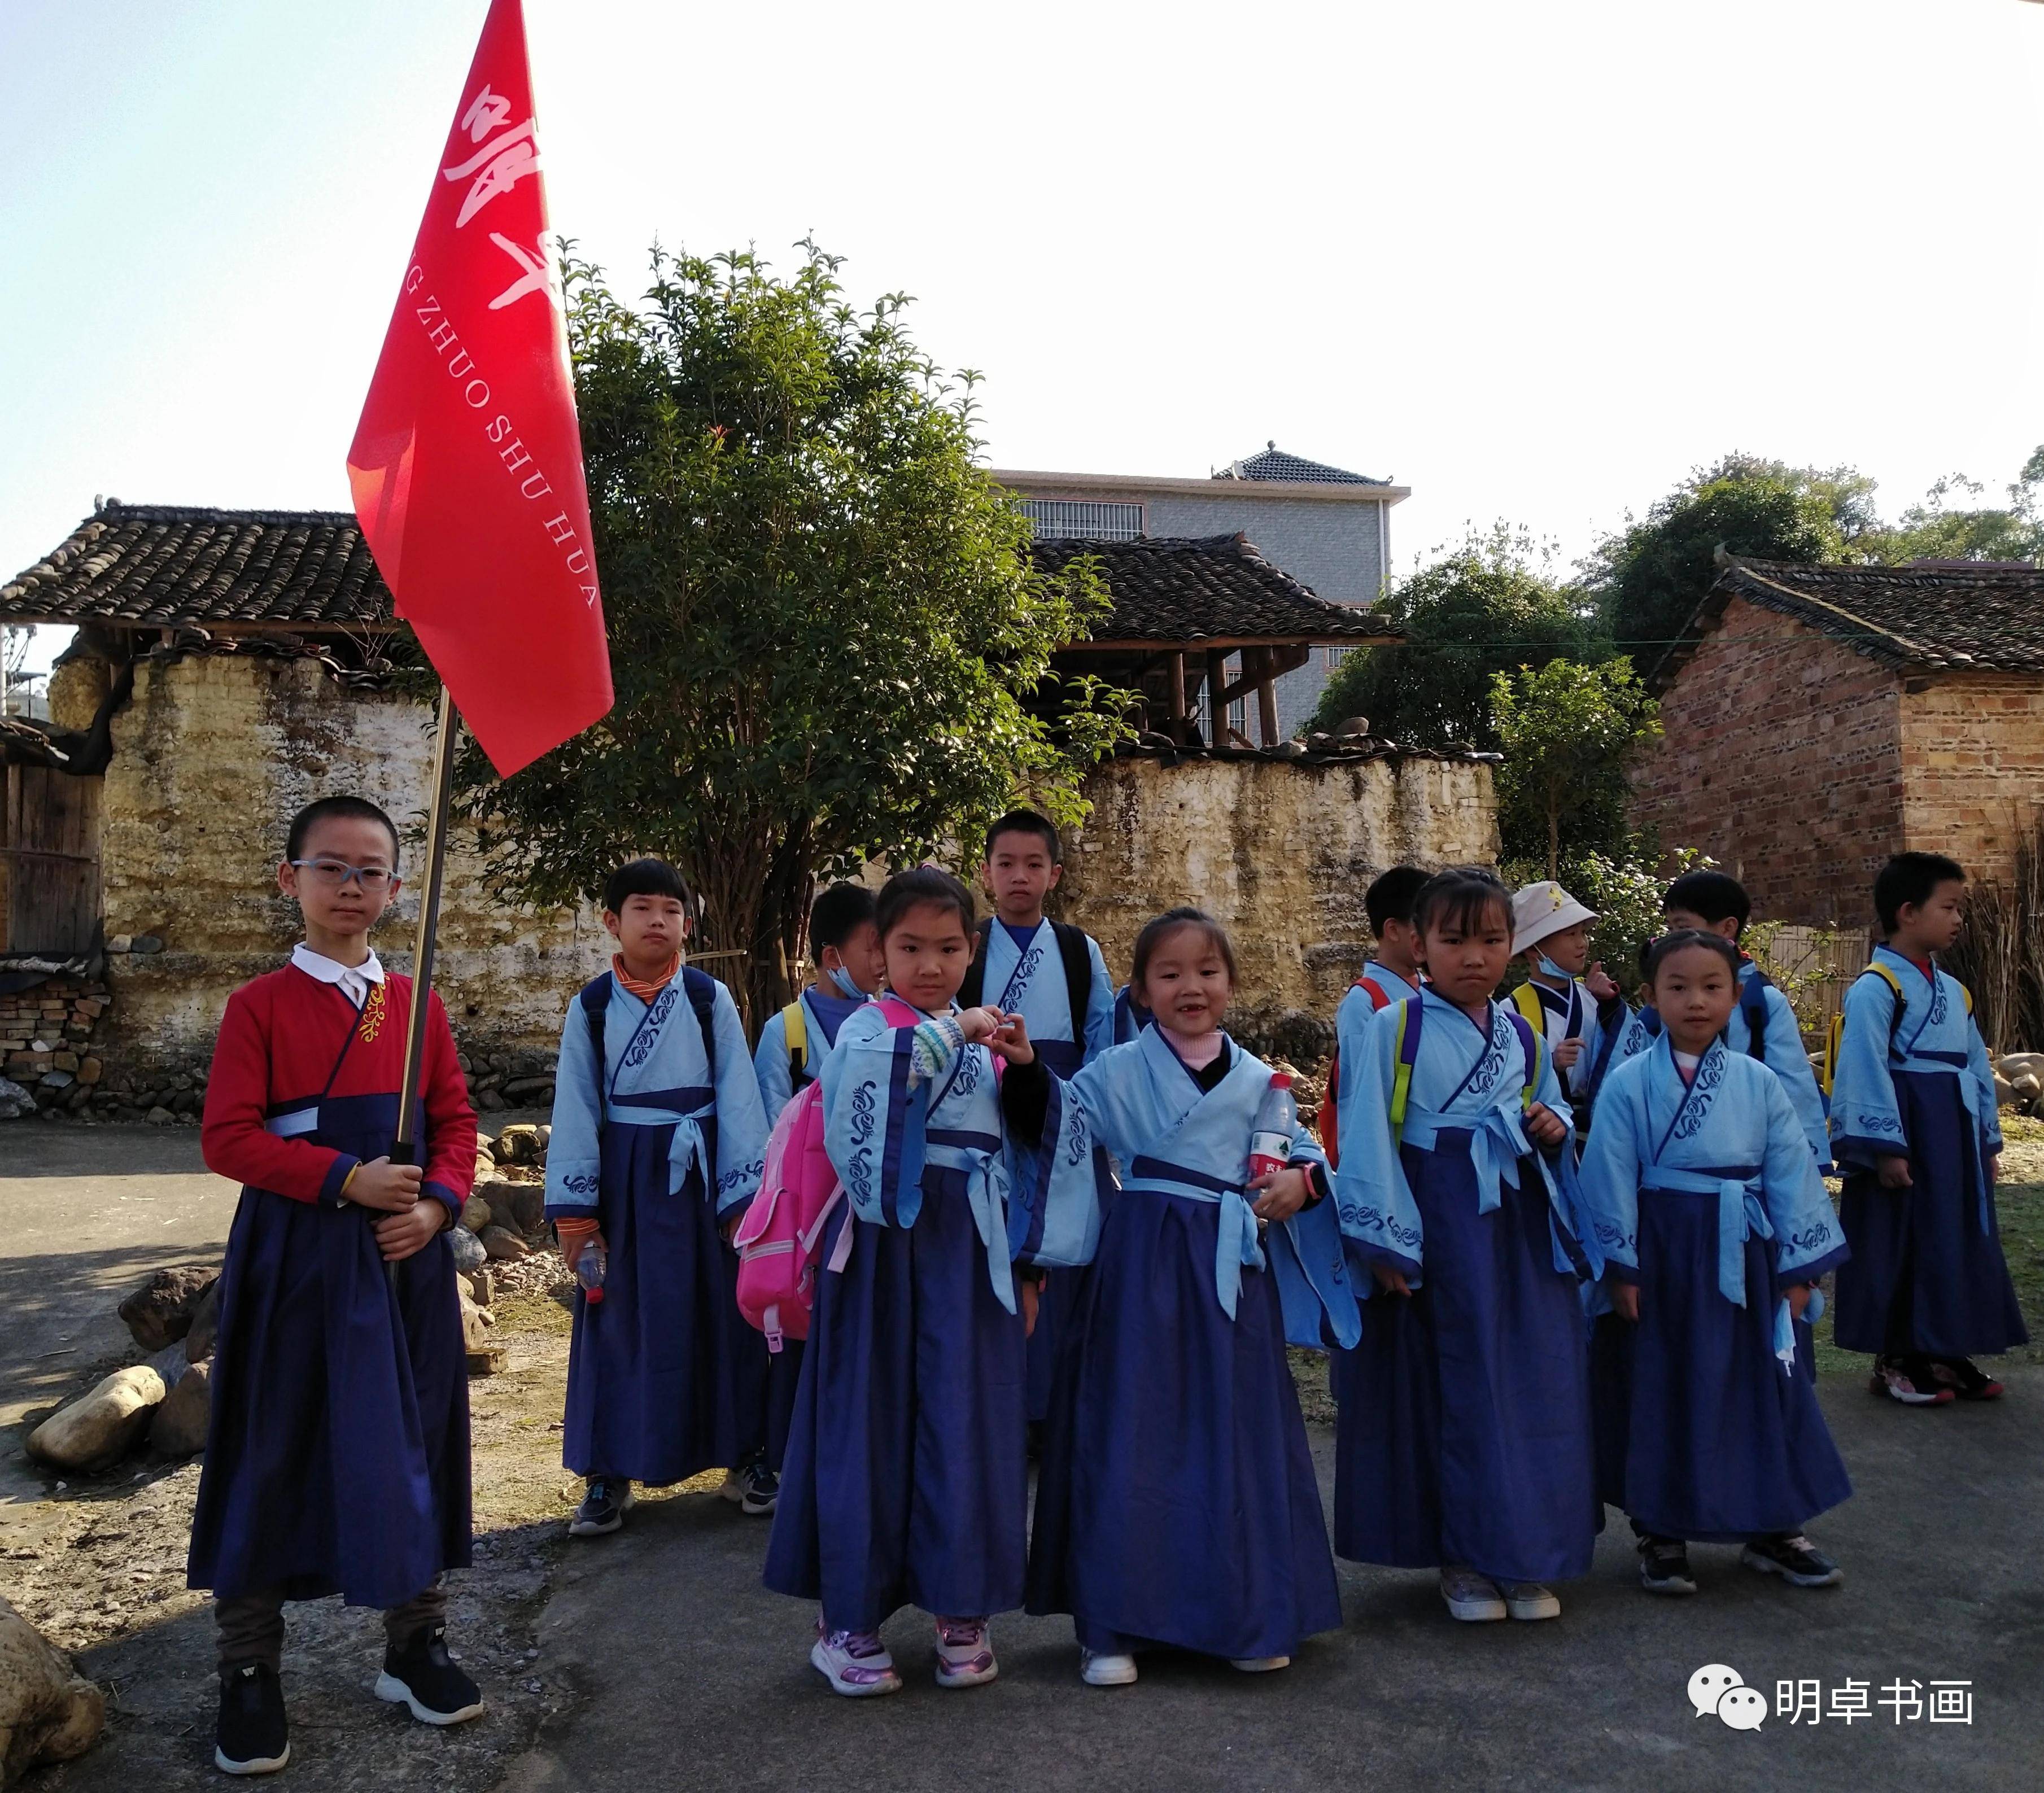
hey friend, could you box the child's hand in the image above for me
[1524,1102,1568,1148]
[984,1012,1036,1066]
[1877,1154,1913,1189]
[1550,1038,1584,1072]
[1988,1152,2001,1186]
[561,1228,606,1270]
[1611,1282,1640,1322]
[957,1005,1007,1044]
[1786,1284,1812,1322]
[1583,960,1619,1004]
[1248,1165,1310,1223]
[1020,1276,1041,1338]
[350,1157,423,1212]
[1371,1261,1412,1298]
[374,1201,444,1262]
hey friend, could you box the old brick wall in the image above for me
[1630,596,1905,925]
[1057,750,1499,1061]
[89,654,606,1116]
[1898,672,2044,891]
[1,974,109,1110]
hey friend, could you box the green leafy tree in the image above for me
[452,242,1130,1022]
[1856,449,2044,566]
[1490,657,1661,878]
[1583,455,1877,658]
[1311,525,1604,747]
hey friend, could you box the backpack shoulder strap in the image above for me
[1388,999,1423,1136]
[1051,921,1094,1050]
[1641,1004,1664,1038]
[781,999,808,1074]
[1505,1010,1543,1112]
[1510,981,1547,1037]
[958,919,992,1010]
[681,966,719,1083]
[1739,964,1770,1059]
[578,973,614,1133]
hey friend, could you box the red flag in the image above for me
[347,0,611,777]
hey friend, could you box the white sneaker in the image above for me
[1080,1650,1138,1686]
[1501,1581,1561,1621]
[1229,1655,1291,1672]
[810,1625,902,1698]
[1439,1566,1508,1621]
[933,1617,998,1689]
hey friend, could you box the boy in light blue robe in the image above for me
[1509,879,1631,1116]
[964,810,1116,1424]
[544,860,771,1537]
[1579,932,1851,1596]
[1002,908,1354,1681]
[1606,871,1831,1167]
[752,883,886,1122]
[764,868,1099,1699]
[1332,870,1601,1624]
[1828,852,2023,1406]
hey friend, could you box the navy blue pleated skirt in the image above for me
[1027,1188,1341,1661]
[187,1187,470,1610]
[763,1165,1029,1630]
[563,1118,776,1485]
[1332,1139,1596,1584]
[1592,1193,1851,1542]
[1832,1069,2027,1358]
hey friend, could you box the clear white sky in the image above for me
[4,0,2039,684]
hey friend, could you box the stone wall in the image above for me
[89,654,605,1107]
[1057,749,1499,1061]
[1629,596,1906,925]
[0,973,108,1112]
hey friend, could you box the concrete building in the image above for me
[995,445,1409,737]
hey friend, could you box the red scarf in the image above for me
[613,952,681,1004]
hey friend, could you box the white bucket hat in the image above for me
[1512,880,1597,956]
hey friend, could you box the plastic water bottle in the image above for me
[575,1245,608,1306]
[1248,1074,1297,1182]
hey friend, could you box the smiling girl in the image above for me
[1002,908,1356,1686]
[762,867,1097,1698]
[1330,868,1600,1625]
[1580,932,1851,1596]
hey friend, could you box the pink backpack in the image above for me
[732,998,918,1350]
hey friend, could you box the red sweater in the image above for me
[200,964,477,1217]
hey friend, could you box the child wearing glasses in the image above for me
[189,796,482,1775]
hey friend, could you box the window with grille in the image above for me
[1021,499,1144,540]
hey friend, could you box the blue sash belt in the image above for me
[609,1086,715,1197]
[1640,1163,1805,1369]
[1400,1104,1595,1278]
[1124,1155,1264,1319]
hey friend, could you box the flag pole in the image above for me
[389,683,460,1275]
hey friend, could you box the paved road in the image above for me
[501,1371,2043,1793]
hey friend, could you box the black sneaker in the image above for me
[215,1659,290,1775]
[1929,1356,2006,1401]
[1637,1536,1697,1595]
[569,1475,629,1536]
[1740,1534,1843,1589]
[374,1625,486,1725]
[740,1458,780,1517]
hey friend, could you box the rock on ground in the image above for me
[481,1226,530,1263]
[182,1283,219,1366]
[147,1361,211,1459]
[449,1227,487,1274]
[0,1079,33,1122]
[115,1270,216,1354]
[27,1368,167,1475]
[0,1594,103,1784]
[461,1196,494,1235]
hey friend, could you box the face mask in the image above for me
[825,962,867,1000]
[1536,951,1574,981]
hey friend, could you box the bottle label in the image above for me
[1249,1130,1292,1174]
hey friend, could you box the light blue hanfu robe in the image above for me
[1020,1026,1355,1660]
[1331,961,1425,1155]
[763,998,1100,1630]
[1828,947,2024,1359]
[544,969,770,1486]
[1519,973,1630,1114]
[979,917,1117,1423]
[1607,960,1831,1168]
[1330,990,1600,1584]
[752,985,864,1123]
[1579,1037,1851,1541]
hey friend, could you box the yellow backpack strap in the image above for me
[1389,1002,1418,1138]
[1822,1012,1845,1097]
[781,1000,807,1073]
[1510,981,1546,1037]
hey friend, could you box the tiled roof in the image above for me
[1,504,391,631]
[1035,533,1397,646]
[1212,443,1386,486]
[1657,555,2044,683]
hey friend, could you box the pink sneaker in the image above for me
[933,1616,998,1690]
[810,1617,902,1698]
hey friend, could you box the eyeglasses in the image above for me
[289,858,396,892]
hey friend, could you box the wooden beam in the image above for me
[1206,649,1228,746]
[1256,648,1279,746]
[1168,650,1187,745]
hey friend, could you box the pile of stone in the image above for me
[1994,1052,2044,1116]
[459,1048,558,1113]
[0,969,110,1119]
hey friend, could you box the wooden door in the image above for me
[1,766,101,954]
